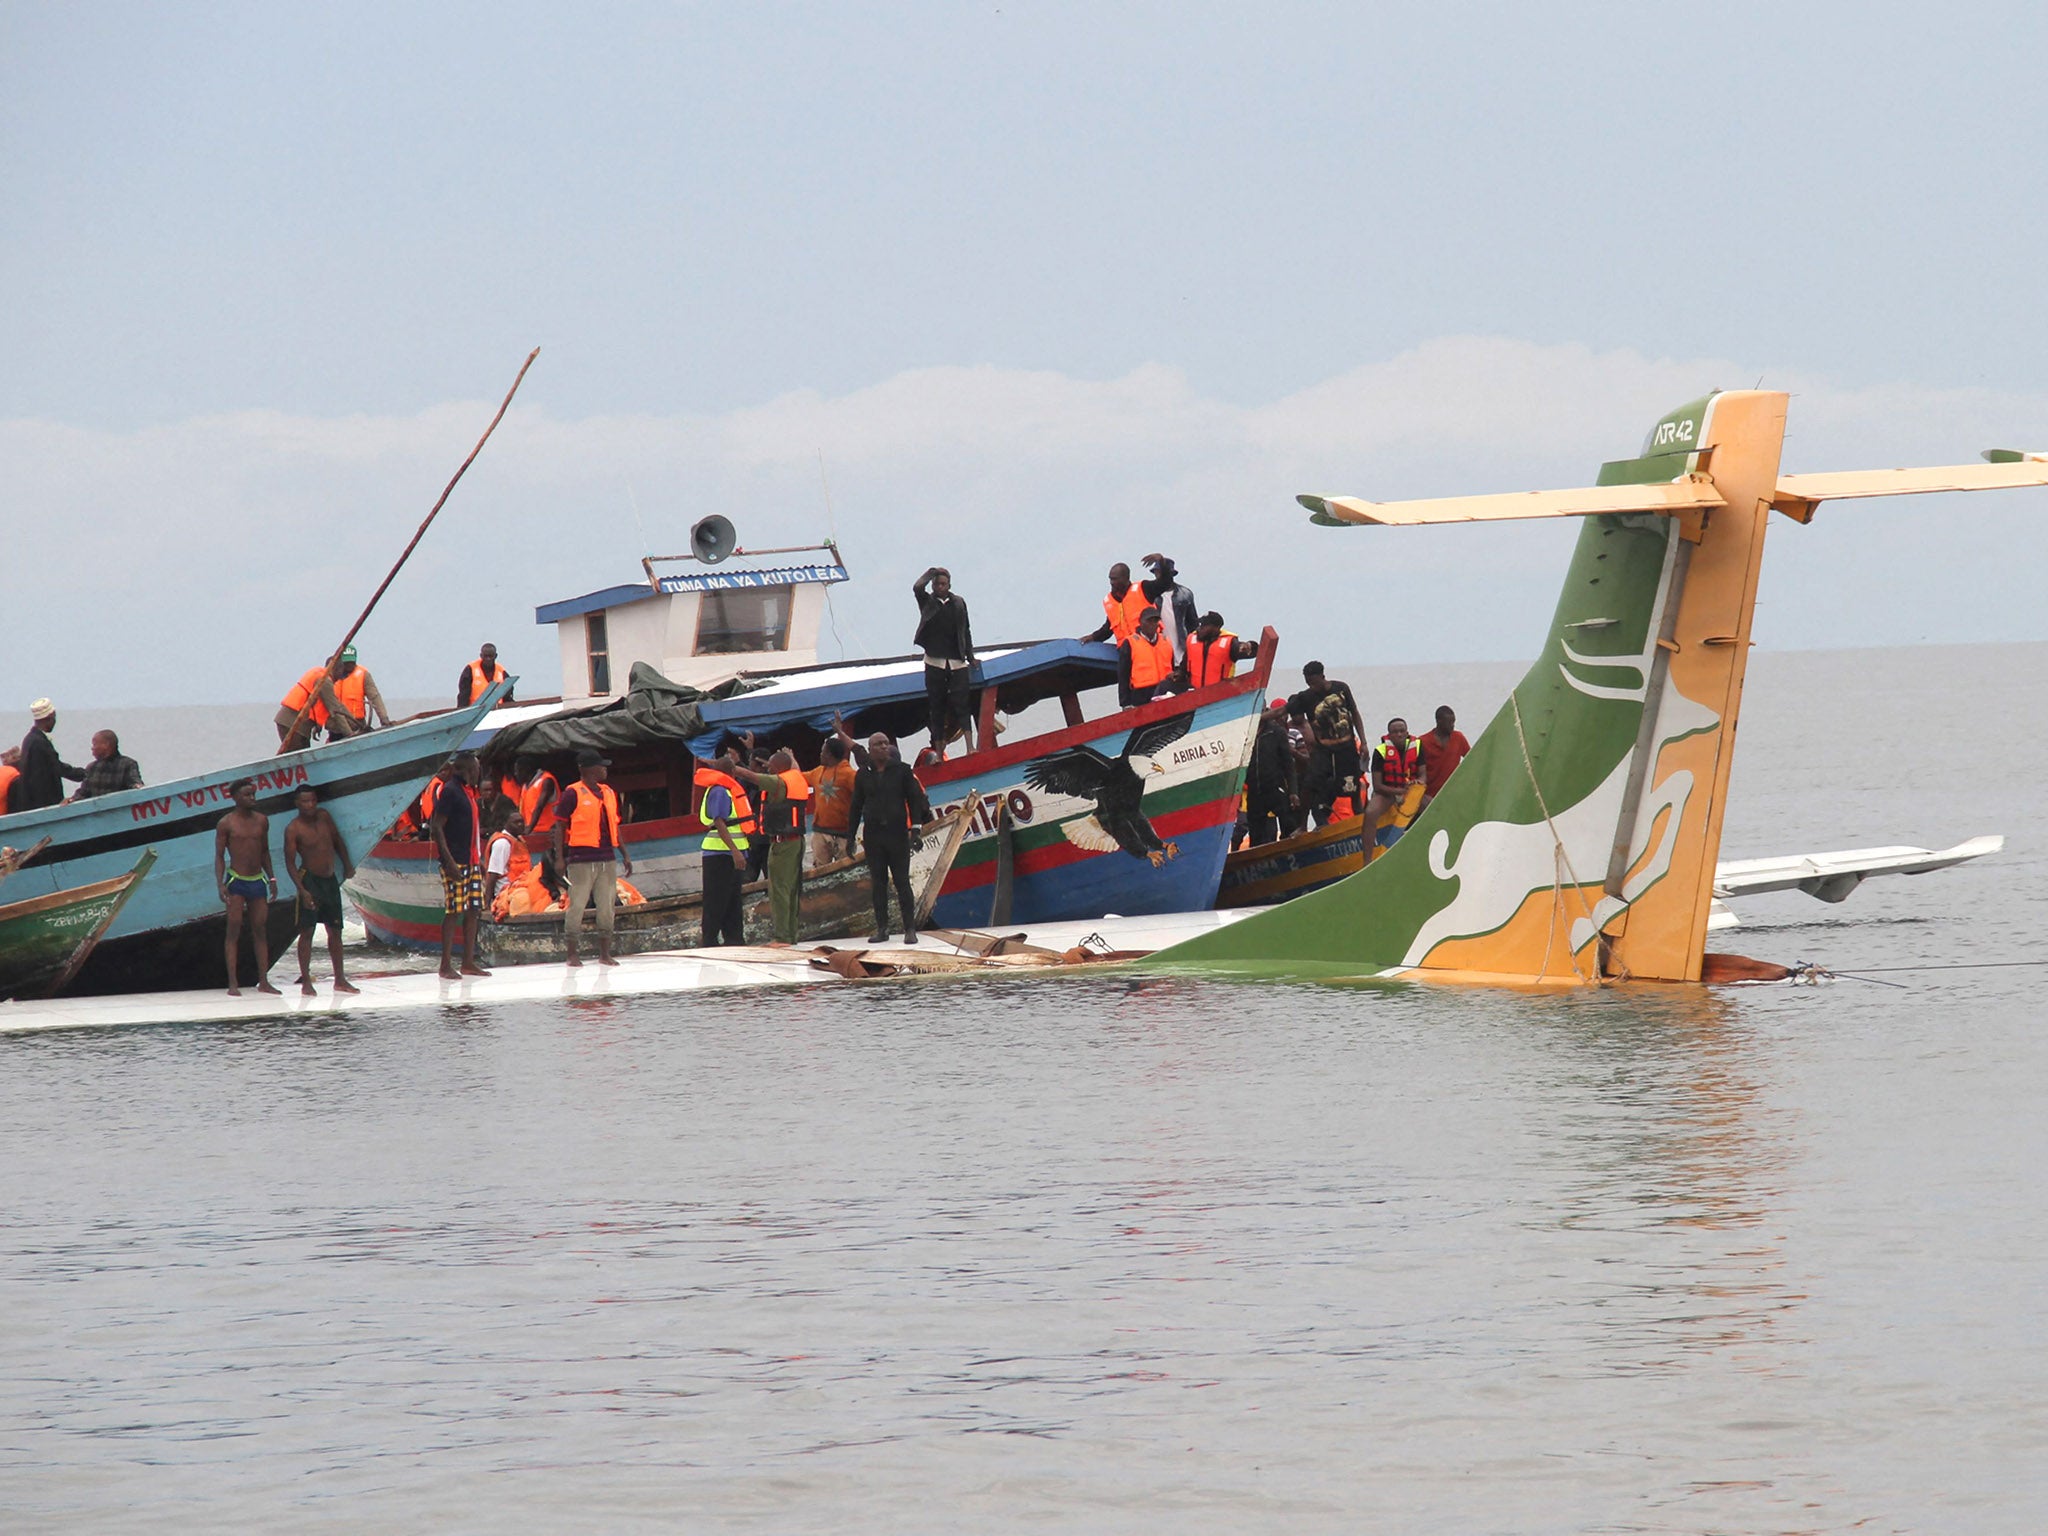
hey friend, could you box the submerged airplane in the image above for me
[1149,389,2041,986]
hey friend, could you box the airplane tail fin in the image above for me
[1153,391,1786,983]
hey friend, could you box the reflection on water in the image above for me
[1526,988,1805,1376]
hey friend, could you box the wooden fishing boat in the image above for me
[0,850,158,1001]
[1216,814,1369,908]
[0,687,508,993]
[479,795,978,964]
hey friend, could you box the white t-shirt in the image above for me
[486,833,514,878]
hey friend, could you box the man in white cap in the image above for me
[17,700,85,812]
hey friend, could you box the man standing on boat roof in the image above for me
[848,732,931,945]
[913,567,975,757]
[1138,554,1200,665]
[457,643,514,708]
[16,700,85,811]
[69,730,143,801]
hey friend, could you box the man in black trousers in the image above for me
[846,732,932,945]
[912,566,975,756]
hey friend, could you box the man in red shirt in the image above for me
[1417,705,1471,808]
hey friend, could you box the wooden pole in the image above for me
[278,348,541,752]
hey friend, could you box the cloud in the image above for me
[6,336,2047,710]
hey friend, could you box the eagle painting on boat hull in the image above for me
[1023,713,1194,868]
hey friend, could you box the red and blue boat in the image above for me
[348,632,1275,947]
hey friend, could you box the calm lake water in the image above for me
[3,643,2044,1532]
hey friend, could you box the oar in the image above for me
[278,348,541,753]
[0,836,54,889]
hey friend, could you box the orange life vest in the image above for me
[1102,586,1149,644]
[1184,630,1240,687]
[763,767,813,839]
[1127,630,1176,690]
[562,781,622,851]
[694,764,754,851]
[467,658,505,703]
[281,666,333,728]
[0,763,18,813]
[418,780,440,822]
[331,666,368,722]
[1376,737,1423,790]
[487,829,532,885]
[521,771,561,835]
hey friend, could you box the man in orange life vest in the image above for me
[483,811,531,912]
[1117,607,1181,708]
[1082,562,1150,648]
[456,643,515,708]
[1365,717,1425,849]
[1181,611,1258,691]
[516,757,562,839]
[275,645,390,749]
[0,745,24,816]
[552,749,634,966]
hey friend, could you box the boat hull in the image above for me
[1217,816,1368,908]
[0,856,152,1001]
[920,674,1267,929]
[351,797,978,958]
[0,693,503,993]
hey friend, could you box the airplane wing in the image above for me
[1711,835,2003,903]
[1300,480,1724,528]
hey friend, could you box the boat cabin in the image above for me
[537,544,850,703]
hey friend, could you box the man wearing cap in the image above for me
[1137,554,1201,666]
[17,700,86,812]
[551,748,633,966]
[275,647,391,750]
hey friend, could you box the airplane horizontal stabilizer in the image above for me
[1772,460,2048,520]
[1298,479,1724,527]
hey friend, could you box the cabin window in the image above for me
[586,612,612,695]
[695,585,793,654]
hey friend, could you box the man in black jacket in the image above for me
[847,732,932,944]
[913,567,975,756]
[17,700,85,812]
[1138,554,1201,666]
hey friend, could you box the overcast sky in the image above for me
[7,2,2048,708]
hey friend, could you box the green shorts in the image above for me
[297,871,345,931]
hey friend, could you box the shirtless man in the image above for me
[214,778,280,996]
[283,783,359,996]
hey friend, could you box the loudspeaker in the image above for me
[690,514,737,564]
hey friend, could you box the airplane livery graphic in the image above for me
[1024,713,1196,868]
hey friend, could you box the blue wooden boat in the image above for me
[0,684,507,992]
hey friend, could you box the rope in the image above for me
[1509,692,1599,984]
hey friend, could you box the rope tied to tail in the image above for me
[1509,691,1602,984]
